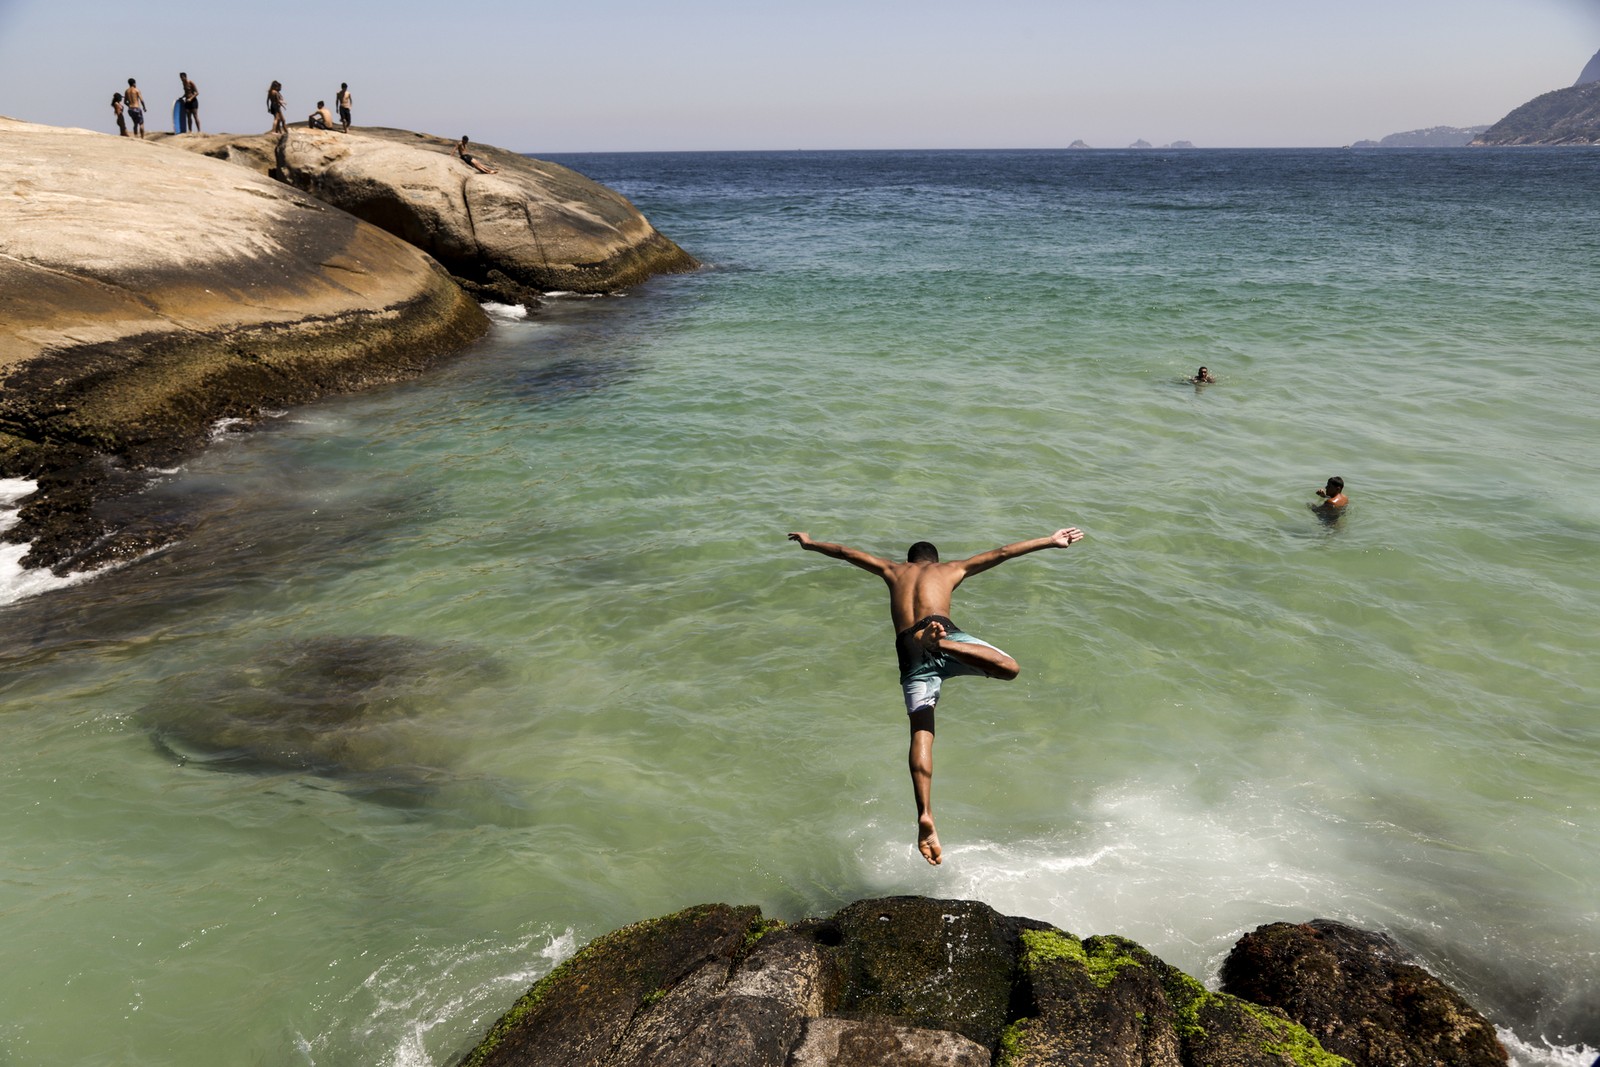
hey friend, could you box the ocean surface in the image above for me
[1,148,1596,1065]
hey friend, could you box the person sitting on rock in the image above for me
[309,101,337,131]
[455,136,497,174]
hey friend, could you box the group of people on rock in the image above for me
[110,73,352,137]
[268,81,353,135]
[108,76,502,179]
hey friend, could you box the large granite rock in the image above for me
[457,897,1509,1067]
[0,116,488,570]
[166,126,699,298]
[1220,920,1509,1067]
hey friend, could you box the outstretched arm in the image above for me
[959,527,1083,577]
[788,532,894,577]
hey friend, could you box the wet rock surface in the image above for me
[456,897,1509,1067]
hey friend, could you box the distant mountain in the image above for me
[1471,80,1600,145]
[1576,48,1600,86]
[1067,140,1092,149]
[1350,125,1489,148]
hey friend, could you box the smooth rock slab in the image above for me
[0,117,486,568]
[166,126,699,296]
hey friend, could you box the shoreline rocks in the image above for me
[456,896,1509,1067]
[0,117,697,574]
[164,125,699,300]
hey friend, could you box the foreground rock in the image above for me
[0,117,487,570]
[166,126,699,301]
[1220,920,1508,1067]
[458,897,1508,1067]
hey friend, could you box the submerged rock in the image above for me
[140,635,496,799]
[459,896,1513,1067]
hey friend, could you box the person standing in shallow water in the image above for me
[788,526,1084,866]
[1314,476,1347,510]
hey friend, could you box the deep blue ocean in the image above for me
[1,148,1596,1065]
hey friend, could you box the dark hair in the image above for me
[907,541,939,563]
[1326,476,1344,493]
[317,100,325,108]
[128,78,137,86]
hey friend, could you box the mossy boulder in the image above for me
[460,903,764,1067]
[1219,920,1508,1067]
[828,896,1021,1048]
[458,899,1440,1067]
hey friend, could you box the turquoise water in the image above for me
[1,148,1596,1065]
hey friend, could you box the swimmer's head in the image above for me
[1325,476,1344,494]
[907,541,939,563]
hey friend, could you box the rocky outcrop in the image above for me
[1220,920,1509,1067]
[164,126,699,299]
[457,897,1509,1067]
[0,116,488,570]
[1574,48,1600,87]
[1471,81,1600,145]
[1351,126,1490,148]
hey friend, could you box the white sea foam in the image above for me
[480,301,528,321]
[0,479,81,605]
[1499,1029,1598,1067]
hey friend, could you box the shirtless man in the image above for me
[788,526,1084,865]
[455,136,497,174]
[124,78,146,138]
[1314,476,1348,510]
[1190,365,1216,384]
[179,72,200,133]
[336,82,352,132]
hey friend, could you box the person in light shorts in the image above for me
[789,527,1084,866]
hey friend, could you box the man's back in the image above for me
[882,560,967,632]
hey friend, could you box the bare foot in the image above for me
[918,619,947,651]
[917,816,942,865]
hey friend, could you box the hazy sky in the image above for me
[1,0,1597,151]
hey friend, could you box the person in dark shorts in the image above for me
[788,526,1085,865]
[179,71,200,132]
[336,82,352,132]
[124,78,146,137]
[455,136,498,174]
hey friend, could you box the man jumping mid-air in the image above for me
[787,527,1084,865]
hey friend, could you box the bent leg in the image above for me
[908,707,940,865]
[919,619,1018,680]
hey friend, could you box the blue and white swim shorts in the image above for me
[894,614,1008,714]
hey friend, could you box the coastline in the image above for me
[0,117,698,587]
